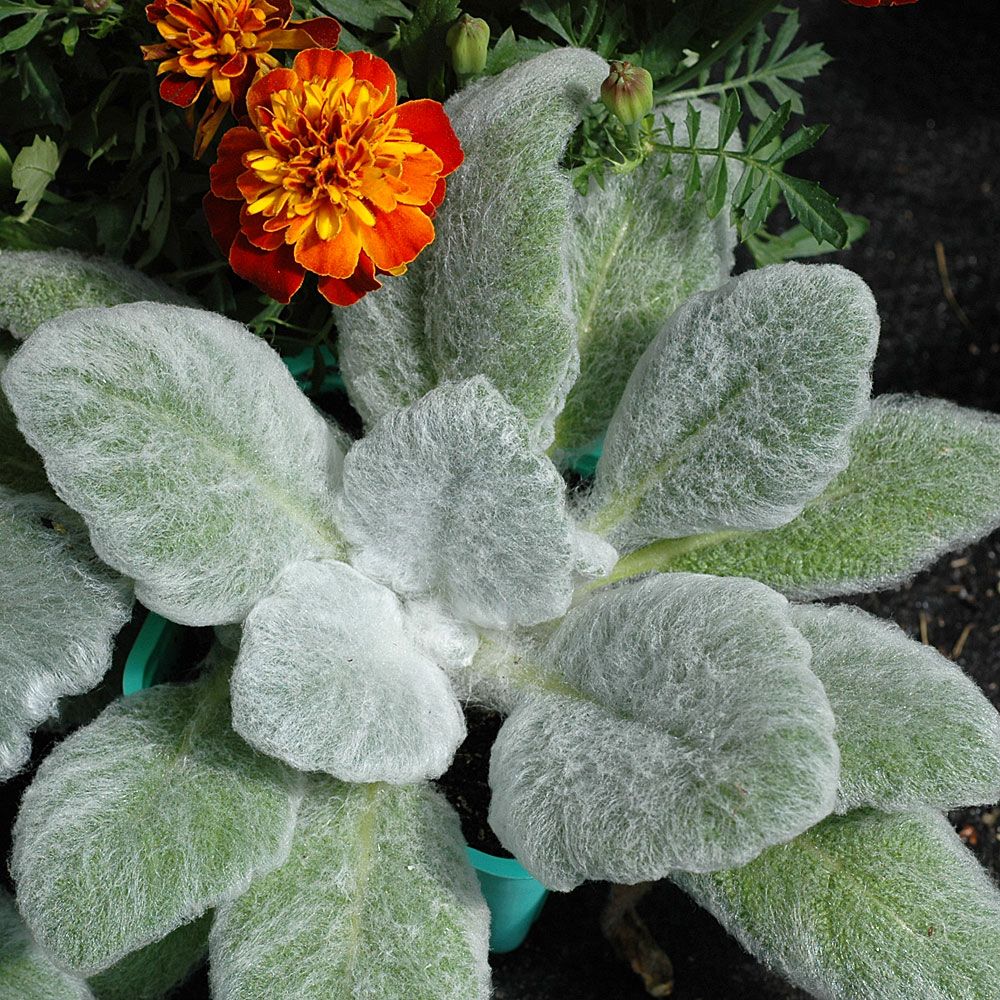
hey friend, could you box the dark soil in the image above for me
[436,706,512,856]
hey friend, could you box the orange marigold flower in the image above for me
[141,0,340,155]
[203,48,464,307]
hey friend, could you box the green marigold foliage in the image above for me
[2,49,1000,1000]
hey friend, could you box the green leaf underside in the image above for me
[11,665,301,974]
[88,912,210,1000]
[0,249,192,341]
[676,809,1000,1000]
[605,396,1000,599]
[2,302,346,625]
[556,100,736,454]
[791,604,1000,813]
[487,573,838,890]
[210,778,490,1000]
[425,48,609,445]
[231,559,464,783]
[0,891,93,1000]
[0,488,132,781]
[588,263,878,552]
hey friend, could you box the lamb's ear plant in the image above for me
[3,48,1000,1000]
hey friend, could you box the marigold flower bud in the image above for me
[446,14,490,77]
[83,0,110,11]
[601,60,654,126]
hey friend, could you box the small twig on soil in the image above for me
[601,884,674,997]
[919,610,931,646]
[951,623,975,660]
[934,240,974,332]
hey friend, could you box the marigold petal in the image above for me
[394,99,464,175]
[294,216,362,278]
[203,192,243,254]
[145,0,167,24]
[194,99,230,159]
[348,51,397,115]
[268,17,341,49]
[159,73,204,108]
[292,47,353,86]
[267,0,293,24]
[229,232,305,303]
[395,147,445,207]
[210,127,262,199]
[164,1,207,31]
[220,52,248,78]
[240,206,287,250]
[360,204,435,272]
[246,67,300,124]
[317,252,381,307]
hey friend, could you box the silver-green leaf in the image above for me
[211,777,491,1000]
[232,559,465,783]
[791,603,1000,813]
[488,573,838,890]
[0,249,192,341]
[676,808,1000,1000]
[11,665,302,974]
[555,99,737,455]
[2,302,347,625]
[424,48,609,447]
[1,488,132,781]
[616,396,1000,598]
[0,891,94,1000]
[586,263,879,552]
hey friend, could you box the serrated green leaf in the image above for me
[0,10,46,53]
[210,778,491,1000]
[0,488,132,782]
[792,604,1000,812]
[769,123,828,165]
[488,573,838,890]
[717,91,741,147]
[312,0,409,29]
[482,27,553,76]
[745,101,791,155]
[777,173,848,247]
[741,82,771,121]
[2,302,348,625]
[0,141,13,190]
[764,9,800,67]
[11,135,58,222]
[612,396,1000,599]
[704,156,728,218]
[746,212,869,267]
[587,263,879,553]
[399,0,461,96]
[683,149,701,198]
[556,99,736,453]
[11,665,302,974]
[424,48,608,446]
[522,0,575,43]
[88,912,210,1000]
[0,891,93,1000]
[676,809,1000,1000]
[15,49,69,129]
[0,249,192,340]
[231,559,465,782]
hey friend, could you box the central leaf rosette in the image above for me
[204,48,463,306]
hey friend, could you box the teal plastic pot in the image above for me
[122,614,549,952]
[465,847,548,953]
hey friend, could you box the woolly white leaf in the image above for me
[232,559,465,783]
[0,345,49,494]
[0,891,94,1000]
[88,912,210,1000]
[11,666,302,974]
[1,302,347,625]
[337,257,434,426]
[339,377,587,629]
[588,263,879,551]
[555,99,737,454]
[211,777,491,1000]
[632,396,1000,598]
[676,808,1000,1000]
[0,249,192,341]
[488,573,838,890]
[424,48,609,446]
[0,488,132,781]
[790,603,1000,812]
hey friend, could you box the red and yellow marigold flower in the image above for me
[203,48,464,307]
[141,0,340,155]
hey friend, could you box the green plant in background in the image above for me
[3,47,1000,1000]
